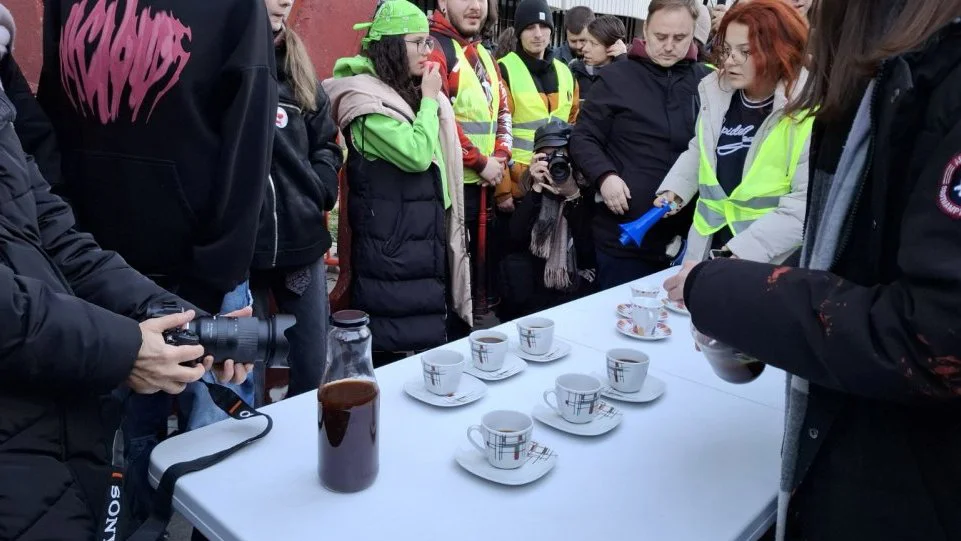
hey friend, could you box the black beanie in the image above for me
[513,0,554,34]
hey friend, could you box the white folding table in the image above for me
[150,269,785,541]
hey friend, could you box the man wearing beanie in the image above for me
[493,0,586,321]
[496,0,579,210]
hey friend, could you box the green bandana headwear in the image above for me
[354,0,429,49]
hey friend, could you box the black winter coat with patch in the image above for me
[684,22,961,540]
[252,44,341,270]
[345,119,447,353]
[0,90,186,540]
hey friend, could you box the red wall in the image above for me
[6,0,43,87]
[5,0,377,88]
[291,0,376,80]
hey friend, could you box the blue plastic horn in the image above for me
[619,204,671,247]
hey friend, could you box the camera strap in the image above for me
[123,381,273,541]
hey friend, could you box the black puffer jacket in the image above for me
[345,119,447,353]
[685,21,961,540]
[252,42,341,270]
[0,90,186,540]
[570,40,711,262]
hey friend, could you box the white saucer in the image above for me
[403,374,487,407]
[661,297,690,316]
[454,441,558,486]
[591,371,667,403]
[616,303,669,321]
[464,355,527,381]
[532,401,623,436]
[616,319,672,341]
[511,339,572,362]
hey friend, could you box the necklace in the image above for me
[739,90,774,109]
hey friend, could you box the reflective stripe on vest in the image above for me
[693,111,814,238]
[498,52,574,165]
[452,42,500,184]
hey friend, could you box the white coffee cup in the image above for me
[421,350,466,396]
[543,373,603,424]
[631,298,661,337]
[467,410,534,469]
[630,281,661,305]
[516,317,555,356]
[469,330,509,371]
[606,348,650,393]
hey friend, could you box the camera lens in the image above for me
[187,315,294,366]
[548,156,572,182]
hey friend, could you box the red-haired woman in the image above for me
[656,0,810,265]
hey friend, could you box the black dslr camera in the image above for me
[534,120,574,183]
[545,149,573,183]
[147,302,294,367]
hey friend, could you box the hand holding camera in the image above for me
[529,152,552,184]
[131,302,294,394]
[131,310,208,395]
[531,151,579,199]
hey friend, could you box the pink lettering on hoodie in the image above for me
[60,0,192,124]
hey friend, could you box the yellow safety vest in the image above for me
[497,52,574,166]
[693,111,814,237]
[452,42,500,184]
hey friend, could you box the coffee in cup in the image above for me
[467,410,534,469]
[605,348,650,393]
[468,330,509,372]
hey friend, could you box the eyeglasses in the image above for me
[405,37,436,53]
[719,46,752,65]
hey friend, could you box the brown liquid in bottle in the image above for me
[318,379,380,492]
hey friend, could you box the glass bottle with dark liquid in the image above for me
[319,310,379,492]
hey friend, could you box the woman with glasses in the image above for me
[656,0,810,266]
[324,0,472,363]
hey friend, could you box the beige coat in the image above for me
[323,74,473,326]
[658,70,810,264]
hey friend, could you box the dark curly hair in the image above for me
[365,35,423,111]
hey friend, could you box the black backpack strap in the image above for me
[125,381,273,541]
[432,32,458,76]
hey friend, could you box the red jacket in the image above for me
[429,11,512,174]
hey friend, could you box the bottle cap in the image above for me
[331,310,370,328]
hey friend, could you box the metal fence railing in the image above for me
[411,0,640,47]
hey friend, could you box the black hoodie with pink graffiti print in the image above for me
[38,0,278,313]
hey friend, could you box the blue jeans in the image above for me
[180,282,256,429]
[123,280,254,522]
